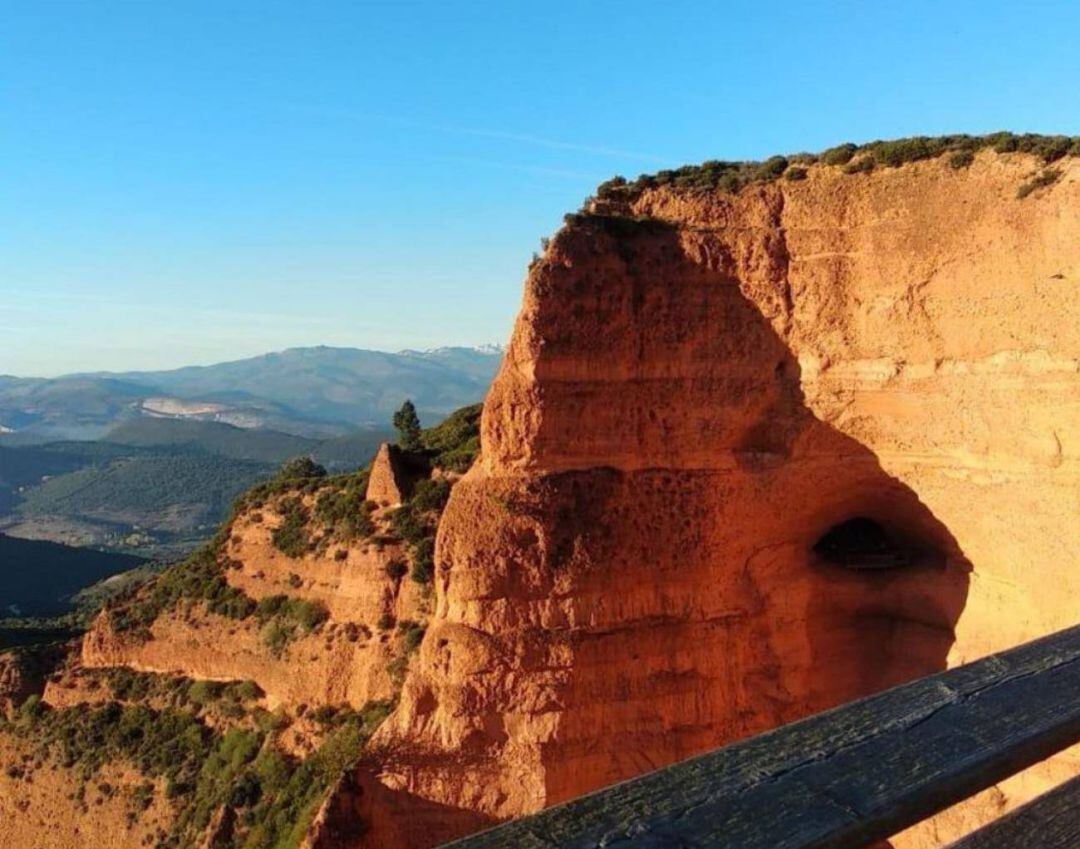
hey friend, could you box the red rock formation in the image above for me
[302,770,493,849]
[367,444,411,507]
[0,646,66,714]
[6,149,1076,849]
[368,150,1079,847]
[80,497,425,712]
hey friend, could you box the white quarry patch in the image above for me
[139,397,229,417]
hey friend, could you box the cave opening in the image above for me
[812,516,917,570]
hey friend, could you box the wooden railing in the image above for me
[443,625,1080,848]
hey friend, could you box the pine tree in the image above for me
[393,400,422,451]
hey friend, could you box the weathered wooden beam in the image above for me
[945,775,1080,849]
[442,625,1080,849]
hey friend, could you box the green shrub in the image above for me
[312,471,376,542]
[869,137,940,167]
[292,600,327,631]
[821,143,857,166]
[18,694,43,720]
[757,155,789,179]
[397,620,426,653]
[261,620,293,656]
[596,175,630,199]
[388,506,427,545]
[0,694,388,849]
[784,166,808,181]
[107,668,150,702]
[187,680,222,706]
[103,669,259,716]
[410,538,434,584]
[108,544,256,634]
[384,559,408,581]
[1024,135,1071,163]
[843,157,875,174]
[1017,169,1062,199]
[254,595,329,656]
[227,680,260,702]
[410,479,450,513]
[271,498,310,558]
[949,150,975,170]
[276,457,327,481]
[587,133,1080,204]
[420,404,482,472]
[992,132,1019,153]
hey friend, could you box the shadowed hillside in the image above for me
[0,533,146,618]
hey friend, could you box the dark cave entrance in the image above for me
[812,516,918,570]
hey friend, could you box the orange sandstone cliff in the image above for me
[2,144,1078,849]
[368,148,1079,846]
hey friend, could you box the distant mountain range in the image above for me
[0,345,500,559]
[0,345,503,442]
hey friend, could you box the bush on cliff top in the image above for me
[593,132,1080,201]
[270,496,311,557]
[108,544,255,634]
[419,402,482,472]
[254,594,329,656]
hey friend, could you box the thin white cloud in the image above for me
[294,106,668,164]
[432,154,605,181]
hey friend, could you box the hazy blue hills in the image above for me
[104,418,319,464]
[0,376,152,442]
[0,345,501,442]
[103,418,392,470]
[15,452,272,534]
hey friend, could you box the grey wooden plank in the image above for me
[945,775,1080,849]
[441,625,1080,849]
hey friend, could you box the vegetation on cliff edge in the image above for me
[103,402,480,641]
[592,132,1080,201]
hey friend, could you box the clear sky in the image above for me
[4,1,1079,377]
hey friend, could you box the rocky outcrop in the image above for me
[366,444,410,507]
[0,646,66,713]
[368,150,1079,846]
[79,498,426,712]
[301,770,493,849]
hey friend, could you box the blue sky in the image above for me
[3,1,1079,376]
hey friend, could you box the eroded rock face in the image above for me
[371,152,1079,845]
[80,500,426,712]
[0,646,66,713]
[367,444,410,507]
[0,736,174,849]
